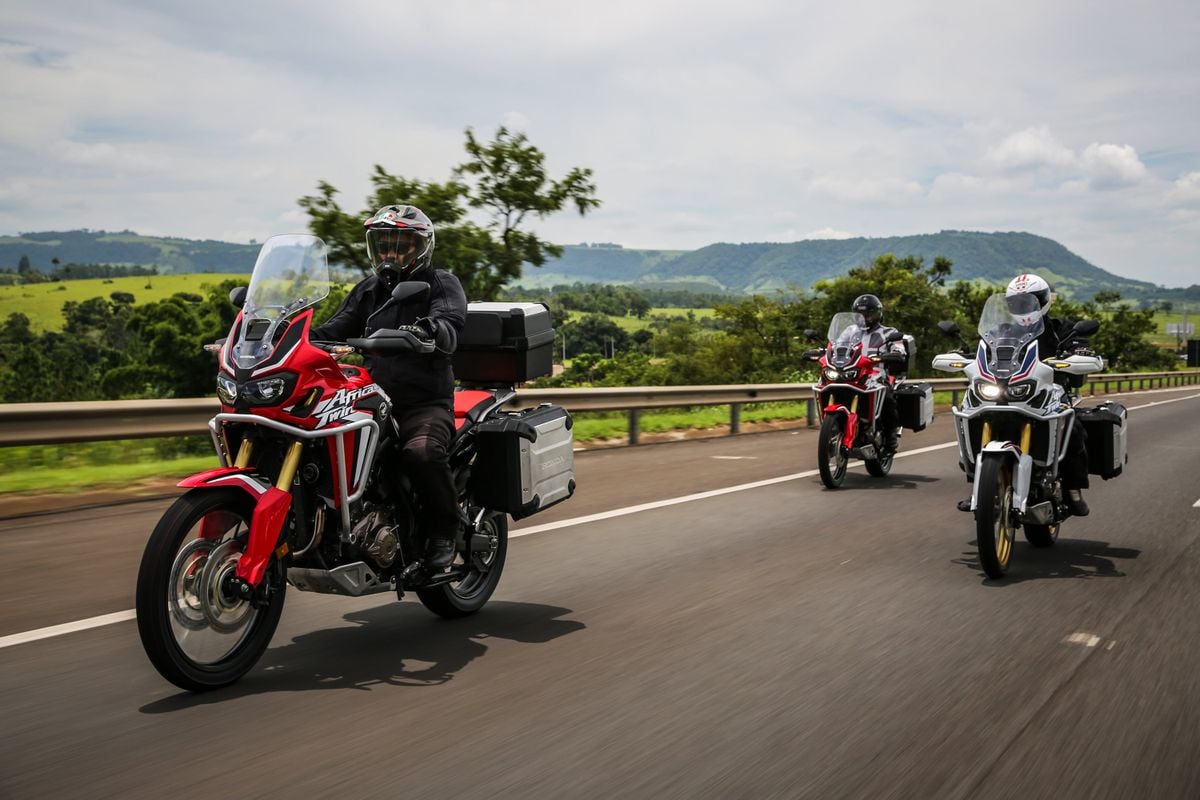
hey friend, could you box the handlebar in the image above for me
[346,328,437,355]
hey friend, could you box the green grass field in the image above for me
[564,307,717,332]
[0,274,252,331]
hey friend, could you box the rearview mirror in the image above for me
[937,320,960,336]
[803,328,819,341]
[391,281,430,305]
[885,329,903,342]
[229,286,247,307]
[1072,319,1100,337]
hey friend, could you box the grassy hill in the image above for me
[0,230,259,274]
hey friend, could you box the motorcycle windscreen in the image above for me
[826,312,865,367]
[977,293,1044,377]
[231,234,331,371]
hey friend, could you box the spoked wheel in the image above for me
[1024,522,1060,548]
[417,511,508,618]
[818,414,849,489]
[136,489,285,692]
[864,437,894,478]
[975,457,1017,579]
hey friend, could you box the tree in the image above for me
[17,255,31,276]
[299,127,599,300]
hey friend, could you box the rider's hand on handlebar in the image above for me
[396,323,434,342]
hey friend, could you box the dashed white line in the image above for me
[1064,632,1102,648]
[711,455,757,460]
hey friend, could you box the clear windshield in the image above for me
[232,234,330,370]
[977,293,1044,376]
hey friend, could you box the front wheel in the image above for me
[818,414,849,489]
[136,489,285,692]
[975,457,1016,579]
[417,512,508,618]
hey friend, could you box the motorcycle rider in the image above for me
[311,204,467,568]
[956,273,1092,516]
[844,294,907,451]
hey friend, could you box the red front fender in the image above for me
[177,467,290,588]
[824,404,859,448]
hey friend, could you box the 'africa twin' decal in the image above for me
[312,384,385,428]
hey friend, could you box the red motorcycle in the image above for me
[136,234,573,691]
[805,312,918,488]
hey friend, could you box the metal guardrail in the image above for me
[0,371,1197,447]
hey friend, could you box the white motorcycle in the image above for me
[932,293,1104,578]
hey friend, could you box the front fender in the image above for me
[970,446,1033,513]
[178,468,290,588]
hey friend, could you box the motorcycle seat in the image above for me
[453,388,502,432]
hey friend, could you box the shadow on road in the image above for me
[817,473,941,491]
[954,537,1141,584]
[139,600,584,713]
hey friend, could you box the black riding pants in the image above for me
[393,405,459,540]
[1061,422,1089,491]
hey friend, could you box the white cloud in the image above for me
[499,111,530,132]
[1169,171,1200,203]
[803,228,856,240]
[1080,142,1148,189]
[985,126,1077,171]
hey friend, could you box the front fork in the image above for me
[968,422,1033,514]
[234,438,304,589]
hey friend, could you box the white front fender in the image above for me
[970,445,1033,513]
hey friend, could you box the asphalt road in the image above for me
[2,386,1200,799]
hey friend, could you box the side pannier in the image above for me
[895,381,934,432]
[469,404,575,519]
[1077,400,1128,479]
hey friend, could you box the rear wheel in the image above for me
[864,435,894,477]
[818,414,849,489]
[136,489,285,692]
[417,512,508,618]
[1024,522,1059,548]
[975,457,1016,579]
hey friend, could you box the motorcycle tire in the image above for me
[1024,522,1059,548]
[417,513,508,618]
[975,457,1016,579]
[817,414,848,489]
[864,442,894,478]
[136,488,285,692]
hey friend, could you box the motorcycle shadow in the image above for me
[954,538,1141,584]
[838,472,940,490]
[140,600,584,712]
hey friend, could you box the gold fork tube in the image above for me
[234,437,254,468]
[275,441,305,491]
[1020,423,1032,454]
[981,421,992,446]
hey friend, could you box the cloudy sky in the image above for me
[2,0,1198,286]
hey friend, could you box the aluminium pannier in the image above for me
[1077,401,1127,479]
[469,404,575,519]
[895,381,934,432]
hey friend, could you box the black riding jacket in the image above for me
[312,269,467,409]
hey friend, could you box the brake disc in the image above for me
[198,539,256,634]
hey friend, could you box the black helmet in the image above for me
[364,204,435,281]
[851,294,884,328]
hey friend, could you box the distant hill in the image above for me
[534,232,1162,299]
[0,230,259,274]
[0,228,1177,300]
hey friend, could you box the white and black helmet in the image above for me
[1005,273,1053,326]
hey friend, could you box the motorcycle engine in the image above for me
[351,510,400,567]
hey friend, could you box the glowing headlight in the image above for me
[841,368,858,380]
[823,367,840,381]
[244,377,288,403]
[216,374,238,405]
[976,381,1003,401]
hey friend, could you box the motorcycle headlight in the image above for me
[1007,382,1033,400]
[823,367,840,382]
[842,368,858,380]
[216,374,238,405]
[976,380,1003,401]
[244,376,289,404]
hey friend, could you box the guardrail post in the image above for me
[806,398,816,427]
[628,409,640,445]
[1089,381,1095,396]
[951,390,960,408]
[730,403,741,435]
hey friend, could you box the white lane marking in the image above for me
[711,455,757,460]
[512,440,959,539]
[840,559,853,565]
[1193,498,1200,508]
[1064,632,1102,648]
[0,610,136,650]
[1106,641,1117,651]
[1125,392,1200,412]
[4,391,1198,649]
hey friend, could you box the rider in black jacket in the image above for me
[312,205,467,568]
